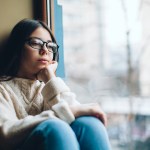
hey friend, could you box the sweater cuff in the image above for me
[42,77,70,101]
[52,101,75,124]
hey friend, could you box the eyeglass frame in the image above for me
[25,37,59,53]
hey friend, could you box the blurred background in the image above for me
[59,0,150,149]
[0,0,150,149]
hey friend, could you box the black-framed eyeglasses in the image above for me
[25,37,59,53]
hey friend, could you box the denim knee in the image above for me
[71,116,111,150]
[21,119,79,150]
[36,119,70,137]
[33,119,77,144]
[71,116,106,135]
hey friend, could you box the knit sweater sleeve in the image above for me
[42,77,80,124]
[0,89,58,150]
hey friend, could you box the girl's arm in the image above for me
[70,103,107,126]
[37,61,107,126]
[37,61,76,124]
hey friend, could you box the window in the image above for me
[59,0,150,149]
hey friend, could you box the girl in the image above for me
[0,19,111,150]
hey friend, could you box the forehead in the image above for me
[29,27,52,41]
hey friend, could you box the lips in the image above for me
[38,59,49,63]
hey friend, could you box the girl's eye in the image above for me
[29,39,43,49]
[47,45,53,49]
[31,40,41,45]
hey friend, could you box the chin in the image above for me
[36,64,46,68]
[35,66,46,72]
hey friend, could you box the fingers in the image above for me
[70,103,108,126]
[94,112,107,126]
[102,113,107,126]
[47,61,58,72]
[92,103,108,126]
[36,67,55,83]
[51,60,58,64]
[36,61,58,82]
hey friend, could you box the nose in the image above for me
[39,44,48,55]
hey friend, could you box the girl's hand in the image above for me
[36,61,58,83]
[70,103,107,126]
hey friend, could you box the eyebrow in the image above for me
[29,37,53,42]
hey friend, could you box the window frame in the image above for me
[33,0,65,78]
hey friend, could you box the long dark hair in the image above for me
[0,19,59,81]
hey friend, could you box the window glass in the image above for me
[59,0,150,149]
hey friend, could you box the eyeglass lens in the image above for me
[27,38,57,53]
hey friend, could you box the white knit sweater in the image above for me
[0,77,80,150]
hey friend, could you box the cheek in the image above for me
[21,49,37,67]
[22,52,34,62]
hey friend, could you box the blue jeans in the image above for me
[20,116,111,150]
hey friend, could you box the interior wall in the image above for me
[0,0,33,39]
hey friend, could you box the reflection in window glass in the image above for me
[59,0,150,149]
